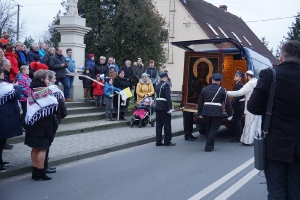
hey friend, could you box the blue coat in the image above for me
[0,85,22,139]
[85,58,95,70]
[104,83,120,98]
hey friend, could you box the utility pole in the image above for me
[17,4,20,41]
[12,0,22,41]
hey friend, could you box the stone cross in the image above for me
[67,0,78,16]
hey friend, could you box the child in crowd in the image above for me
[103,77,121,121]
[79,68,93,102]
[17,65,32,128]
[92,74,104,107]
[109,66,117,79]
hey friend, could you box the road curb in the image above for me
[0,127,196,180]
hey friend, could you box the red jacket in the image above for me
[5,52,19,82]
[92,82,104,96]
[30,61,49,72]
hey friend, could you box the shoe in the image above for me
[35,169,52,181]
[3,143,13,150]
[164,142,176,146]
[242,143,253,146]
[0,166,6,173]
[205,149,214,152]
[110,118,115,121]
[45,167,56,174]
[32,167,37,180]
[22,127,26,132]
[185,137,195,141]
[230,139,240,143]
[89,97,94,100]
[65,98,74,102]
[119,117,126,121]
[48,166,56,170]
[0,161,10,167]
[156,143,164,146]
[84,98,89,102]
[190,135,198,140]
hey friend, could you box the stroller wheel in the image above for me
[130,118,134,128]
[151,120,155,127]
[139,121,142,128]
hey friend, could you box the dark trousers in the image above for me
[20,101,27,128]
[265,156,300,200]
[0,139,7,163]
[183,111,193,138]
[133,84,137,101]
[233,108,244,140]
[44,137,54,169]
[203,116,222,150]
[156,110,172,144]
[55,77,68,98]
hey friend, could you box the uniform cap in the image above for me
[235,70,244,77]
[246,70,254,75]
[212,73,222,81]
[159,72,168,78]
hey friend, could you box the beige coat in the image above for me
[136,78,154,103]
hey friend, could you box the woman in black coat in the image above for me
[0,68,22,172]
[113,70,130,120]
[93,56,109,78]
[24,69,62,181]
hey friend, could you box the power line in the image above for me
[245,15,298,23]
[11,0,23,41]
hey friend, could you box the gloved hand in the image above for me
[109,94,114,98]
[167,109,174,114]
[115,91,119,94]
[199,115,203,118]
[227,116,233,121]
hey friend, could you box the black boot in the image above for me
[32,167,37,180]
[35,169,52,181]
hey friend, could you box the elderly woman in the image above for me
[113,70,130,120]
[24,70,59,181]
[0,68,22,172]
[136,73,154,104]
[94,56,109,78]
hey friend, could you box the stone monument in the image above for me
[54,0,91,100]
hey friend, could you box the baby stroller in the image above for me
[130,97,155,128]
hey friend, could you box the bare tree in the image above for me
[0,0,26,38]
[34,30,51,44]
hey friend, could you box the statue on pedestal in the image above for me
[67,0,78,16]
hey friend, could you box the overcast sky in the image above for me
[16,0,299,51]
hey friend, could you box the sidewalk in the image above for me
[1,116,189,179]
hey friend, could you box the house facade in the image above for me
[152,0,277,93]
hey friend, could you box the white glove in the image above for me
[199,115,203,118]
[109,94,114,98]
[115,91,120,94]
[227,116,233,121]
[167,109,174,114]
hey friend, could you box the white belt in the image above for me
[239,98,245,102]
[156,98,166,101]
[204,102,222,106]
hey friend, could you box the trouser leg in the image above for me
[233,108,243,140]
[287,156,300,199]
[183,111,193,137]
[0,139,7,162]
[21,101,27,127]
[205,117,221,150]
[44,148,50,169]
[60,77,69,99]
[162,112,172,144]
[84,88,88,99]
[155,110,163,144]
[64,76,71,99]
[134,85,137,101]
[265,158,287,200]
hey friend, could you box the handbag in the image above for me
[254,68,276,170]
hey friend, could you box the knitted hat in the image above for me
[105,77,112,83]
[109,65,115,71]
[88,54,94,59]
[118,70,124,75]
[141,73,148,78]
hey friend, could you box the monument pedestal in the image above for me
[54,15,91,100]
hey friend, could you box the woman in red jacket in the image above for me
[5,46,19,82]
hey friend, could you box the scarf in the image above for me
[25,87,58,125]
[48,83,65,101]
[17,50,26,64]
[0,82,16,105]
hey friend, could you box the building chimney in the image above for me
[219,5,228,12]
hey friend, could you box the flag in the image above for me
[119,87,133,101]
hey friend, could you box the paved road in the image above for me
[0,127,268,200]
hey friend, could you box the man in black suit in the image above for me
[248,40,300,199]
[230,70,245,143]
[198,73,233,152]
[155,72,175,146]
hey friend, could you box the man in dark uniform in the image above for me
[155,72,176,146]
[180,99,198,141]
[198,73,233,152]
[230,70,245,142]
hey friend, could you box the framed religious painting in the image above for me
[181,52,223,111]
